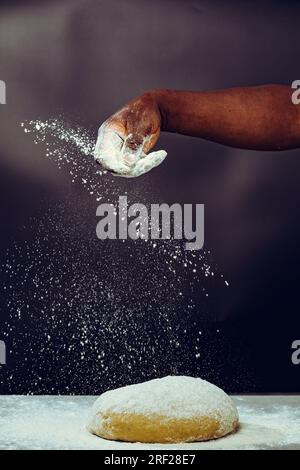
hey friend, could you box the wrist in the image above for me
[142,89,169,131]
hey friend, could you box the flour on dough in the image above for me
[87,375,239,443]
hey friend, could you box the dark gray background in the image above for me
[0,0,300,393]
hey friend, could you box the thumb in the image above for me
[123,149,167,178]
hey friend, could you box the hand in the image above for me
[94,92,167,177]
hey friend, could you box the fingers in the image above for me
[120,149,167,178]
[142,132,160,154]
[121,133,144,168]
[95,122,167,177]
[121,131,161,169]
[94,122,126,174]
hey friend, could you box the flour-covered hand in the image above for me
[94,92,167,177]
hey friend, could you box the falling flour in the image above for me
[0,119,249,396]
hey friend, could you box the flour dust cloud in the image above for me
[0,119,251,394]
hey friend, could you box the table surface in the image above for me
[0,395,299,450]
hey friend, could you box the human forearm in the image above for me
[95,84,300,177]
[153,85,300,150]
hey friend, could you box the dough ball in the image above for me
[87,376,239,443]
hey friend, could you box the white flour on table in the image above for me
[0,396,299,450]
